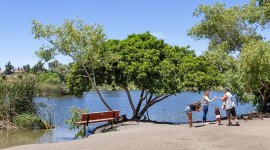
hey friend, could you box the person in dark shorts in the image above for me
[219,87,239,126]
[185,101,202,128]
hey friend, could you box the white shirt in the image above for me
[225,92,233,109]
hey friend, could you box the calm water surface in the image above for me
[0,90,255,149]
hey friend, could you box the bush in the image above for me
[37,72,62,84]
[65,106,88,139]
[36,72,69,96]
[0,74,54,130]
[0,75,37,120]
[13,114,46,130]
[36,82,68,96]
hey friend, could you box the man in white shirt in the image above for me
[219,87,239,126]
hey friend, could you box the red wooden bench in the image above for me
[75,110,120,136]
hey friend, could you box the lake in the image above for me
[0,90,255,149]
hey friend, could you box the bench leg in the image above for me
[84,125,86,137]
[111,121,113,129]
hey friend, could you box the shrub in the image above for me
[13,114,46,130]
[65,106,88,139]
[0,74,55,130]
[36,82,64,96]
[37,72,62,84]
[0,75,37,120]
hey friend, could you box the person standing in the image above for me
[201,90,217,124]
[185,101,202,128]
[219,87,239,126]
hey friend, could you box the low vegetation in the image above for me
[65,106,88,139]
[13,113,47,130]
[0,74,53,131]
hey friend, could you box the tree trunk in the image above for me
[81,60,112,110]
[132,90,151,119]
[137,95,172,120]
[123,86,135,114]
[69,54,112,111]
[262,82,270,113]
[137,101,152,120]
[95,86,112,111]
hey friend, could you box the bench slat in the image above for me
[75,118,115,124]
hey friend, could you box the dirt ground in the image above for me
[3,118,270,150]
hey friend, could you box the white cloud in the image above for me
[150,32,167,39]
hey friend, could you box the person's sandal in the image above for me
[236,122,240,126]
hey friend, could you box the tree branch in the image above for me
[151,94,172,105]
[123,86,136,113]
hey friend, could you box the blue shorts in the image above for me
[185,106,192,113]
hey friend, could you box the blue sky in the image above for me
[0,0,250,69]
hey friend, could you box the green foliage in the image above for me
[32,18,107,69]
[240,40,270,92]
[66,31,221,119]
[37,72,62,84]
[244,0,270,27]
[48,60,59,69]
[36,82,67,96]
[0,74,7,80]
[106,32,220,94]
[65,106,88,139]
[188,2,261,53]
[31,60,46,74]
[4,61,14,75]
[32,17,113,110]
[107,32,176,94]
[66,63,91,97]
[238,40,270,111]
[0,74,56,129]
[0,75,37,120]
[48,60,69,82]
[13,113,46,130]
[34,66,69,96]
[23,64,30,73]
[180,55,220,91]
[189,1,270,112]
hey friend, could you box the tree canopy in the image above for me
[32,18,113,110]
[4,61,15,75]
[67,32,220,119]
[189,0,270,112]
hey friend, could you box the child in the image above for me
[215,107,221,125]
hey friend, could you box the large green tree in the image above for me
[31,60,45,74]
[188,3,261,53]
[67,32,220,119]
[48,60,69,83]
[32,18,113,110]
[239,40,270,112]
[189,1,270,112]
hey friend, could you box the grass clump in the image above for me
[12,113,46,130]
[0,74,54,130]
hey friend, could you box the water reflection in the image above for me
[0,129,48,149]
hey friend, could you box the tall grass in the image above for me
[0,75,37,121]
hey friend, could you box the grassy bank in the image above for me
[0,74,53,131]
